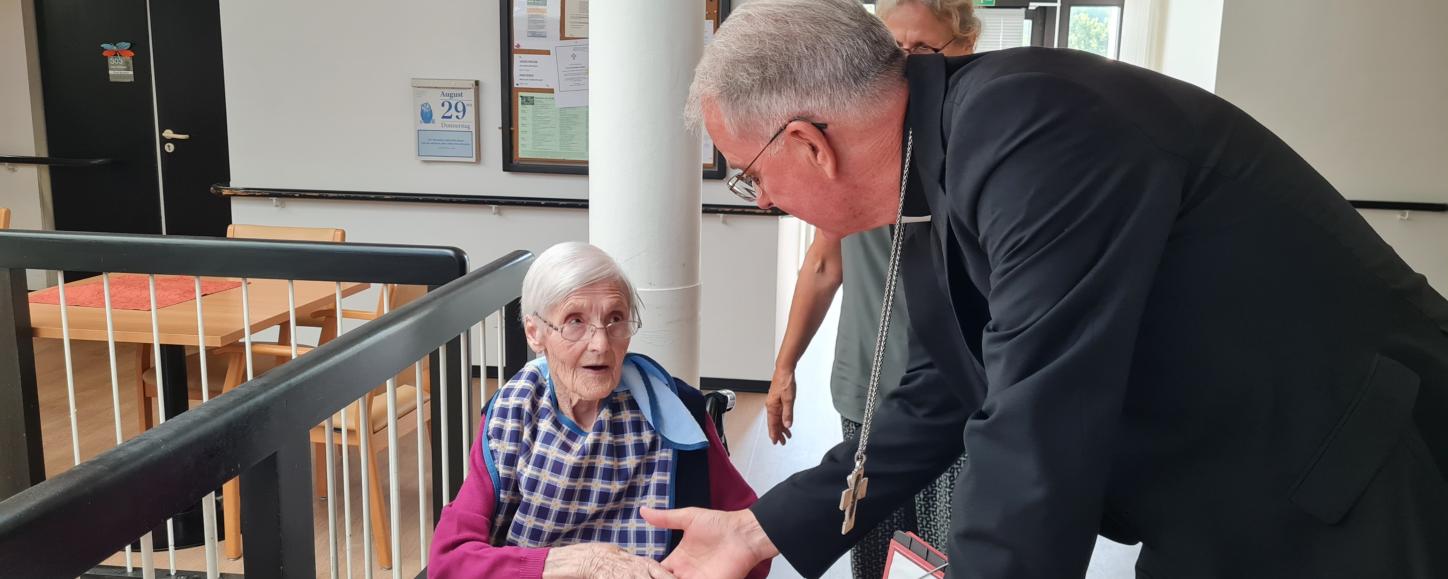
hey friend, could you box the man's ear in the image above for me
[786,121,837,179]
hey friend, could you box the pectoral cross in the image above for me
[839,461,869,534]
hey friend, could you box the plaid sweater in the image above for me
[429,360,770,579]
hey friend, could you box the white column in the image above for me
[590,0,705,385]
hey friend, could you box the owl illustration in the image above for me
[420,102,434,124]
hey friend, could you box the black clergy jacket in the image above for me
[751,48,1448,579]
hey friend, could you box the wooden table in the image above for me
[29,277,369,348]
[27,276,368,551]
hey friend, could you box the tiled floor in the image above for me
[721,296,852,579]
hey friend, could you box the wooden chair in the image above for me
[0,207,10,229]
[308,284,430,570]
[138,285,429,569]
[136,224,345,560]
[225,224,345,347]
[137,223,345,429]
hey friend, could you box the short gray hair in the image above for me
[685,0,906,138]
[522,242,641,323]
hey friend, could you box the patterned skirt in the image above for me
[840,417,967,579]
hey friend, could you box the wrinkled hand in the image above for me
[641,507,778,579]
[543,543,676,579]
[766,367,797,445]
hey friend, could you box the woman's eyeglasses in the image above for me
[534,312,642,342]
[725,119,828,203]
[902,36,959,55]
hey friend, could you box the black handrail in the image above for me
[215,185,1446,218]
[212,183,786,217]
[1346,200,1447,213]
[0,155,112,167]
[0,228,532,578]
[0,228,467,283]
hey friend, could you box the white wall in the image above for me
[231,198,779,381]
[0,0,49,288]
[1216,0,1448,205]
[1151,0,1223,91]
[218,0,779,381]
[218,0,741,206]
[1116,0,1157,68]
[1213,0,1448,289]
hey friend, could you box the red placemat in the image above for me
[29,274,243,311]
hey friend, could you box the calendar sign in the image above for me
[413,78,480,163]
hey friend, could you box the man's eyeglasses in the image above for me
[533,312,642,342]
[902,36,959,55]
[725,118,828,203]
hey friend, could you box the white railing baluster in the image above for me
[100,273,134,573]
[382,287,402,579]
[415,357,427,567]
[496,311,505,401]
[458,330,469,483]
[360,376,374,579]
[240,278,256,382]
[141,533,156,579]
[146,275,178,575]
[286,279,341,579]
[336,283,354,579]
[495,312,506,402]
[439,345,449,508]
[55,272,81,465]
[232,276,256,564]
[193,277,220,579]
[476,320,487,410]
[359,284,376,577]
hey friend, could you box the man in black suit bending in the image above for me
[641,0,1448,577]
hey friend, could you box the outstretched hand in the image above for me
[641,507,779,579]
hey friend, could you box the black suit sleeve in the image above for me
[944,73,1184,577]
[752,248,975,577]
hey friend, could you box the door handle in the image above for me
[161,129,190,140]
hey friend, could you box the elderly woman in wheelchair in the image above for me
[430,242,766,578]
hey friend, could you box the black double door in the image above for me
[37,0,231,237]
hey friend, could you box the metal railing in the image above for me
[0,229,532,578]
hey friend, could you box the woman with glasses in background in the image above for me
[755,1,977,578]
[878,0,980,57]
[430,242,766,579]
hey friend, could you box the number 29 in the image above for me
[440,100,468,120]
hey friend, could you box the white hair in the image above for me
[876,0,982,48]
[685,0,906,139]
[522,242,641,323]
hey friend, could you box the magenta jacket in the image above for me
[429,412,770,578]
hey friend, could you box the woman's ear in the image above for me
[524,315,545,353]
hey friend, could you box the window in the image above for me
[976,8,1029,52]
[1058,0,1125,60]
[863,0,1126,61]
[998,0,1127,60]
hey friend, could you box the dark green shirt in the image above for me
[830,225,911,423]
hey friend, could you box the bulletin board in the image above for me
[500,0,731,178]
